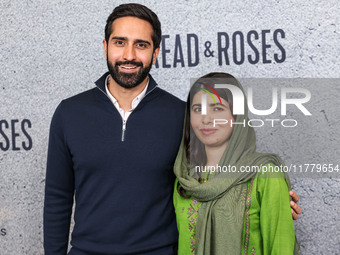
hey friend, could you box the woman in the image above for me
[173,73,299,254]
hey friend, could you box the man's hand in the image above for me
[289,191,302,220]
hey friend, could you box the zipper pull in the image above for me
[121,119,126,142]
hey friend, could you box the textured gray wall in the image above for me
[0,0,339,254]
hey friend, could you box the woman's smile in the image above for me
[200,128,218,135]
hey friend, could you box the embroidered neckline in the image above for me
[187,199,200,254]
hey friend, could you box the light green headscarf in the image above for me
[173,73,299,254]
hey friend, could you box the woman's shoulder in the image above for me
[256,162,286,179]
[253,162,290,199]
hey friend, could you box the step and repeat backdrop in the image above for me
[1,0,339,254]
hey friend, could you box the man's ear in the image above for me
[103,39,108,60]
[152,47,160,65]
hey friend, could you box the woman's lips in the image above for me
[200,129,217,135]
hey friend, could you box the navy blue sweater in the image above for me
[44,73,185,255]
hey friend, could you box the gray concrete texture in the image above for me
[0,0,339,254]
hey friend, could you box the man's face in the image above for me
[103,16,160,89]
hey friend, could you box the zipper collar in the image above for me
[95,72,158,96]
[94,72,159,142]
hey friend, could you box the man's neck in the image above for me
[107,76,148,111]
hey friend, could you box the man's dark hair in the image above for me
[105,3,162,50]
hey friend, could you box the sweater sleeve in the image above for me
[257,166,296,255]
[44,102,75,255]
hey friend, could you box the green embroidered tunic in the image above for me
[173,164,296,255]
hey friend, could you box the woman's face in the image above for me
[190,90,235,148]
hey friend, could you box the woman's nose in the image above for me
[201,114,213,124]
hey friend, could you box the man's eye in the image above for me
[136,43,147,49]
[114,41,125,46]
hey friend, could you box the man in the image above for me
[44,3,301,255]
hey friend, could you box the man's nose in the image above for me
[123,45,136,61]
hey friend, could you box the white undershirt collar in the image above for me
[105,75,149,121]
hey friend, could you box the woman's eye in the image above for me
[213,107,224,112]
[192,107,201,113]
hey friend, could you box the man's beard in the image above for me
[107,57,153,89]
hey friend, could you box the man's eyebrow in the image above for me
[110,37,151,46]
[111,36,127,41]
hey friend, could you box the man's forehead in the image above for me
[111,16,152,31]
[110,16,153,41]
